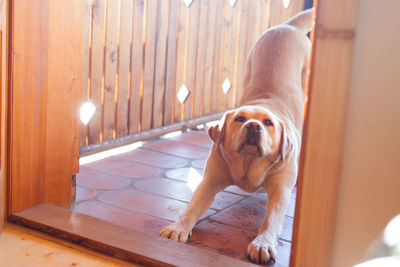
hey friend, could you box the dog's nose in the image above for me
[245,122,262,133]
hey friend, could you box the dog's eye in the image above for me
[263,119,273,127]
[235,116,246,123]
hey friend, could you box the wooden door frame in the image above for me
[0,0,10,232]
[290,0,360,266]
[3,0,361,266]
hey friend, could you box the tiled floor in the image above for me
[72,129,296,266]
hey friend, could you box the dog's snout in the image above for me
[245,122,262,133]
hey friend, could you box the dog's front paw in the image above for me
[247,235,277,265]
[159,221,191,242]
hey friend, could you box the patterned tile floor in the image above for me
[72,129,296,266]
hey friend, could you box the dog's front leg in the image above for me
[247,171,296,265]
[160,170,230,242]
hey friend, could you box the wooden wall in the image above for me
[9,0,84,213]
[0,0,8,229]
[81,0,305,148]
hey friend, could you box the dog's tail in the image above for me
[285,8,314,33]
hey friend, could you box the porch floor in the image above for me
[72,129,296,266]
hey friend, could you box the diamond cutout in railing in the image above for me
[283,0,291,9]
[177,84,189,103]
[229,0,237,7]
[221,78,231,94]
[184,0,193,8]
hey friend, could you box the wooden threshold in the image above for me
[9,203,256,267]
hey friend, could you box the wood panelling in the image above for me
[9,0,84,213]
[290,0,360,266]
[0,0,8,230]
[81,0,305,149]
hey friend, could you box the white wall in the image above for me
[332,1,400,266]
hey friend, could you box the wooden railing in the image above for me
[80,0,304,150]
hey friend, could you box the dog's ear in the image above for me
[208,112,231,144]
[278,122,295,162]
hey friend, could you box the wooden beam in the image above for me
[10,204,256,267]
[9,0,84,213]
[290,1,360,266]
[0,0,9,230]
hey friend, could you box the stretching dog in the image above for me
[160,8,314,265]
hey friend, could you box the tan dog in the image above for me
[160,8,314,265]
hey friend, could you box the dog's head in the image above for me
[209,106,294,162]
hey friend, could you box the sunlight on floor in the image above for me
[186,167,203,192]
[79,141,143,165]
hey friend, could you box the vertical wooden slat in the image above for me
[129,0,145,134]
[228,2,241,109]
[152,0,170,129]
[203,0,218,115]
[211,0,224,114]
[184,0,200,121]
[193,0,209,118]
[236,0,251,107]
[103,0,120,140]
[254,0,265,38]
[163,0,178,126]
[141,0,158,131]
[89,0,106,144]
[116,0,133,137]
[219,0,231,112]
[174,0,188,123]
[81,0,92,147]
[268,0,282,27]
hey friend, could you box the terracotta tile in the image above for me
[142,139,209,159]
[134,178,194,202]
[77,171,131,190]
[77,171,107,188]
[211,192,244,210]
[93,176,131,190]
[190,220,256,256]
[135,178,244,210]
[211,204,294,242]
[76,167,109,181]
[82,157,128,170]
[238,189,296,217]
[74,185,97,202]
[191,220,291,266]
[210,205,264,233]
[238,195,268,212]
[191,158,207,169]
[166,131,213,148]
[101,160,161,178]
[72,200,171,236]
[116,148,188,169]
[223,185,252,196]
[98,189,215,222]
[164,167,204,182]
